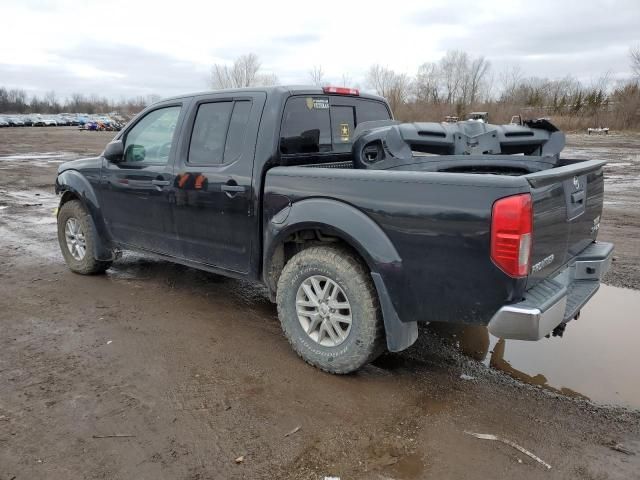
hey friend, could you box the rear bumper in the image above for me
[488,242,613,340]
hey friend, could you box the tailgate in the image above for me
[525,160,606,288]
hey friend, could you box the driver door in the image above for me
[100,102,186,257]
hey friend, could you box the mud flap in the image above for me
[371,272,418,352]
[86,211,116,261]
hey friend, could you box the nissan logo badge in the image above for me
[573,176,580,189]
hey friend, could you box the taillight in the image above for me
[491,194,532,277]
[322,86,360,96]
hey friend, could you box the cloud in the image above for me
[274,34,321,45]
[0,45,209,99]
[0,0,637,99]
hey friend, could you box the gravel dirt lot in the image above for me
[1,127,639,480]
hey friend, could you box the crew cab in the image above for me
[55,86,613,373]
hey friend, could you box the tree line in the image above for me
[0,88,160,115]
[212,48,640,131]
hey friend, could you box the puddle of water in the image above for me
[0,152,82,169]
[0,152,70,161]
[607,162,633,168]
[430,284,640,409]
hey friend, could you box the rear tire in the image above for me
[57,200,112,275]
[276,245,385,374]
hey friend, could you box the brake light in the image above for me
[322,86,360,96]
[491,194,532,277]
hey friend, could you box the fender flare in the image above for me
[56,170,114,261]
[264,198,417,352]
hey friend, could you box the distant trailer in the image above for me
[588,127,609,135]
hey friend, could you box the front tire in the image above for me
[57,200,112,274]
[276,245,385,374]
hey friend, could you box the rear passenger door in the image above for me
[173,92,265,273]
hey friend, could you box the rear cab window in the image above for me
[279,95,391,156]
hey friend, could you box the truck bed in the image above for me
[267,148,606,326]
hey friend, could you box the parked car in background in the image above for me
[22,116,34,126]
[43,116,58,127]
[0,117,9,127]
[7,117,25,127]
[32,115,46,126]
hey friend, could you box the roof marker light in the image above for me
[322,86,360,96]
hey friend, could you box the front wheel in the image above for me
[57,200,112,275]
[276,245,385,374]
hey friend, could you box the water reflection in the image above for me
[428,284,640,409]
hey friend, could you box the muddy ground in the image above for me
[564,134,640,290]
[0,127,639,480]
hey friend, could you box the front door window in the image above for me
[124,106,181,164]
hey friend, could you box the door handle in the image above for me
[571,191,585,204]
[221,185,246,192]
[151,179,170,186]
[221,180,246,198]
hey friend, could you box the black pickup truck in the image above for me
[55,85,613,373]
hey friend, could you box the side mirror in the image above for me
[104,140,124,163]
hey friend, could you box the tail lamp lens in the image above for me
[491,194,533,277]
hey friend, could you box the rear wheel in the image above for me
[57,200,111,274]
[276,245,385,374]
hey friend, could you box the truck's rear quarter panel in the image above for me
[264,167,530,325]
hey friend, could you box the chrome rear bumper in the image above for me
[488,242,613,340]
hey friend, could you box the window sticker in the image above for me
[306,97,329,110]
[340,123,350,142]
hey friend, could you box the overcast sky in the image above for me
[1,0,638,100]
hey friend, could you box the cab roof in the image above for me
[160,85,387,104]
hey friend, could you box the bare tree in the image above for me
[631,45,640,78]
[439,50,468,105]
[309,65,325,86]
[465,56,490,105]
[210,53,278,89]
[499,64,524,103]
[367,64,411,111]
[340,73,353,87]
[44,90,59,112]
[258,73,279,86]
[1,88,28,113]
[415,62,441,103]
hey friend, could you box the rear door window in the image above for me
[189,101,233,165]
[188,100,252,165]
[223,100,252,163]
